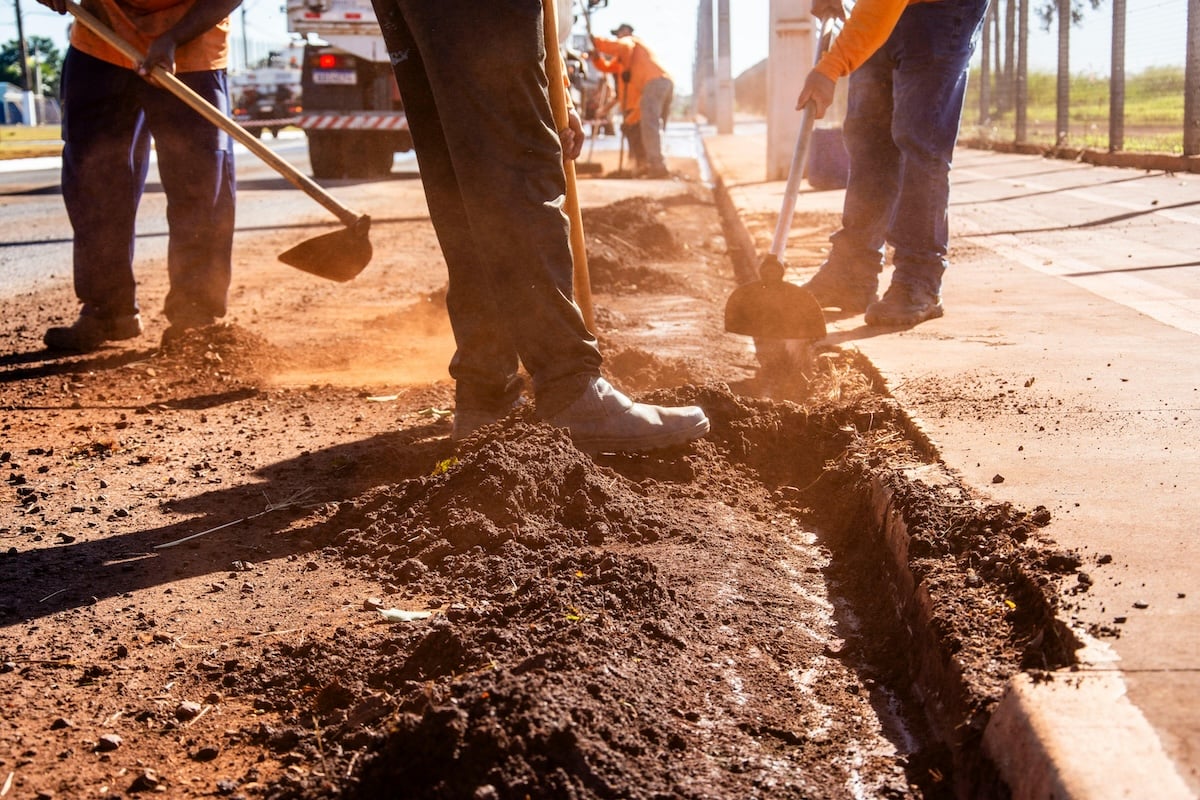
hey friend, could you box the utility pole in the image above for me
[715,0,733,134]
[1186,0,1200,155]
[1016,0,1027,142]
[1109,0,1125,152]
[241,5,250,70]
[979,2,991,125]
[695,0,715,122]
[13,0,38,125]
[1055,0,1069,147]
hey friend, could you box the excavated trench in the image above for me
[0,186,1084,799]
[243,194,1081,799]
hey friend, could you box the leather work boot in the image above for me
[801,265,879,313]
[865,283,944,327]
[44,312,143,353]
[452,397,528,442]
[545,377,710,453]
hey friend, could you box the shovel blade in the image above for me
[725,276,827,341]
[277,216,372,282]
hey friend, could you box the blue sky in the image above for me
[9,0,1189,93]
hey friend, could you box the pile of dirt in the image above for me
[0,185,1087,800]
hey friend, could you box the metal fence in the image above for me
[964,0,1197,156]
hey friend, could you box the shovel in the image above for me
[66,1,372,282]
[723,16,836,342]
[543,0,596,333]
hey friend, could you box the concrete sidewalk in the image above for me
[703,129,1199,799]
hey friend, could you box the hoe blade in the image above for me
[724,255,827,341]
[278,216,372,283]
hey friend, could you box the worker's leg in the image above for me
[145,70,236,326]
[59,49,148,321]
[883,0,987,298]
[377,0,600,418]
[802,47,896,312]
[638,76,671,174]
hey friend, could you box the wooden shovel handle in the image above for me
[542,0,596,334]
[66,1,365,230]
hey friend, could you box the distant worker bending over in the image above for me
[797,0,988,327]
[591,22,674,179]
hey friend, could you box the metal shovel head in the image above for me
[277,215,372,282]
[724,254,827,340]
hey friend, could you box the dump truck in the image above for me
[285,0,412,179]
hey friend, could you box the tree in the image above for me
[1,37,64,97]
[1036,0,1104,30]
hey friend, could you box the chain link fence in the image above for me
[961,0,1197,159]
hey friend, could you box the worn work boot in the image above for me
[865,283,944,327]
[801,265,879,314]
[452,397,527,442]
[545,377,710,453]
[44,312,143,353]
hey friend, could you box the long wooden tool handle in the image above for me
[542,0,596,334]
[66,1,363,229]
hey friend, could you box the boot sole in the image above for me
[864,304,944,327]
[569,417,711,454]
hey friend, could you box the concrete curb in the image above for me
[958,137,1200,175]
[703,136,1197,800]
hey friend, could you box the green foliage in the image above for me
[1034,0,1105,31]
[965,65,1186,153]
[1,37,64,97]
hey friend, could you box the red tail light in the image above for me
[312,53,345,69]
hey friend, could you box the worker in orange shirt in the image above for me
[796,0,988,327]
[36,0,242,352]
[591,23,673,179]
[590,49,647,173]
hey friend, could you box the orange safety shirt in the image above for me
[70,0,230,72]
[813,0,941,82]
[591,34,670,125]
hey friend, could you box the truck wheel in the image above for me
[308,132,344,179]
[365,140,394,177]
[344,135,393,179]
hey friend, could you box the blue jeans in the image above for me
[61,48,235,323]
[829,0,987,296]
[372,0,601,416]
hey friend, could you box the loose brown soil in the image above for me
[0,168,1082,799]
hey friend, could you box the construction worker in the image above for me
[367,0,710,452]
[591,23,673,179]
[796,0,989,327]
[591,53,646,174]
[36,0,241,351]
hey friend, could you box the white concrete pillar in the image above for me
[767,0,814,180]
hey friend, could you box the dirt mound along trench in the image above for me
[0,189,1089,800]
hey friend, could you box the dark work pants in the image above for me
[370,0,601,417]
[61,48,235,323]
[831,0,988,296]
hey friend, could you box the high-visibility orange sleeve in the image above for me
[814,0,939,82]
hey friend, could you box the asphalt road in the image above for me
[0,132,418,298]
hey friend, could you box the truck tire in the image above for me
[307,131,344,179]
[343,133,394,179]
